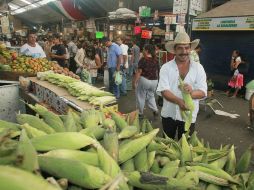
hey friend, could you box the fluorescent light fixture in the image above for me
[20,0,31,5]
[9,3,19,10]
[11,0,56,15]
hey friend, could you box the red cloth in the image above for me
[228,74,244,88]
[138,57,159,80]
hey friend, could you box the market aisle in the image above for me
[118,89,254,163]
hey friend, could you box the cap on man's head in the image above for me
[101,37,110,43]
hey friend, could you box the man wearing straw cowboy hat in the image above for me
[157,32,207,140]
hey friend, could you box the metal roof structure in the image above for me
[1,0,173,24]
[197,0,254,18]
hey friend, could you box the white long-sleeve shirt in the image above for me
[157,59,207,123]
[74,48,85,67]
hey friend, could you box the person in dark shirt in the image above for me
[132,44,159,119]
[50,34,66,67]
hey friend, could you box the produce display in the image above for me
[0,103,253,190]
[0,45,80,79]
[41,73,116,106]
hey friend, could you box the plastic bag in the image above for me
[114,71,122,85]
[246,80,254,89]
[81,69,92,84]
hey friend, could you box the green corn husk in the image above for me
[38,156,111,189]
[119,128,159,164]
[31,132,96,151]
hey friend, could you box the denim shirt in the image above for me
[107,43,122,68]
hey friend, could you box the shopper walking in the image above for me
[50,34,67,68]
[116,37,128,96]
[20,31,46,58]
[68,37,78,73]
[157,32,207,140]
[101,37,123,99]
[132,44,159,119]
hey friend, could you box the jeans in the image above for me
[162,117,195,140]
[108,67,120,99]
[136,76,158,115]
[120,66,127,95]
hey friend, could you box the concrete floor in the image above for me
[117,89,253,162]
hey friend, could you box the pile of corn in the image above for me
[0,103,253,190]
[43,73,116,106]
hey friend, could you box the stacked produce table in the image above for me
[21,77,117,114]
[0,103,253,190]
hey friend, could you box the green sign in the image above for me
[140,7,151,17]
[192,16,254,31]
[96,32,104,39]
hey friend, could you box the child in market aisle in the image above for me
[83,46,101,85]
[226,50,244,98]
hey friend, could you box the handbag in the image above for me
[114,71,122,85]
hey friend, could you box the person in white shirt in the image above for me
[157,32,207,140]
[74,42,86,74]
[116,37,128,96]
[20,31,46,58]
[68,37,78,73]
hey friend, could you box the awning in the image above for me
[197,0,254,18]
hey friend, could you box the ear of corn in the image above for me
[195,170,229,186]
[134,147,149,172]
[95,143,129,190]
[80,109,102,128]
[236,146,253,174]
[28,104,65,132]
[210,155,228,169]
[64,111,77,132]
[103,118,116,131]
[150,159,161,174]
[132,112,140,133]
[103,130,119,162]
[71,111,83,131]
[38,156,111,189]
[0,165,60,190]
[80,126,105,140]
[121,158,135,172]
[160,160,180,178]
[15,129,39,173]
[110,110,128,130]
[147,151,156,169]
[20,123,47,138]
[187,163,239,184]
[119,128,159,164]
[17,114,55,134]
[0,119,20,131]
[118,126,138,139]
[206,184,222,190]
[178,78,194,132]
[145,119,154,132]
[176,166,188,179]
[40,149,99,166]
[180,134,192,165]
[31,132,96,151]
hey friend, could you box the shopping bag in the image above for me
[114,71,122,85]
[81,69,92,84]
[104,69,109,88]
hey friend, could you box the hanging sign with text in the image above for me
[192,16,254,31]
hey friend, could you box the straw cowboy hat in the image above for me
[165,32,200,54]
